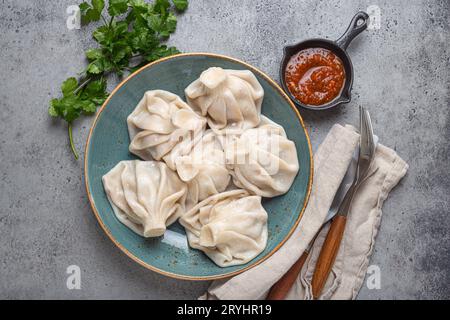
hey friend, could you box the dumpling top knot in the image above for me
[185,67,264,134]
[127,90,206,170]
[199,67,228,90]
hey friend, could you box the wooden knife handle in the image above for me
[266,251,309,300]
[311,215,347,299]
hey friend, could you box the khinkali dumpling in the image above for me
[175,130,230,206]
[127,90,206,170]
[185,67,264,133]
[102,160,187,237]
[180,189,268,267]
[222,116,299,197]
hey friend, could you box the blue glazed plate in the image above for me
[85,53,313,280]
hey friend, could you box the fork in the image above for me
[310,106,376,299]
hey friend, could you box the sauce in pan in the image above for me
[285,48,345,106]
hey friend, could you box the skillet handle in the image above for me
[336,11,369,50]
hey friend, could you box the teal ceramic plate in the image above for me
[85,53,313,280]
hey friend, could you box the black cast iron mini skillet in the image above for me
[280,11,369,110]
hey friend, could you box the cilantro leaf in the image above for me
[85,48,103,60]
[50,95,82,123]
[129,29,158,53]
[81,78,108,111]
[146,13,163,31]
[145,45,179,62]
[92,0,105,12]
[172,0,188,11]
[128,0,147,10]
[48,100,59,117]
[108,0,128,17]
[146,11,177,37]
[153,0,171,16]
[80,100,97,113]
[49,77,108,122]
[93,25,112,45]
[79,2,90,11]
[79,0,105,25]
[87,59,105,74]
[164,13,177,35]
[61,77,78,96]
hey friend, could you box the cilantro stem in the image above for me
[74,77,92,95]
[68,123,79,160]
[101,14,109,26]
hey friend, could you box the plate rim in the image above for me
[84,52,314,281]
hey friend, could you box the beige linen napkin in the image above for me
[201,124,408,300]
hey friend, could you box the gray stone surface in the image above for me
[0,0,448,299]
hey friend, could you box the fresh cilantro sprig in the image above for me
[49,0,188,159]
[49,77,108,158]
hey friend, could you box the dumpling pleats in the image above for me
[180,189,268,267]
[127,90,206,169]
[175,130,230,206]
[222,116,300,197]
[102,160,187,237]
[185,67,264,134]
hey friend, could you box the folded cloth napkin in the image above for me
[200,124,408,300]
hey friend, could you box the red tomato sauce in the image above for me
[285,48,345,106]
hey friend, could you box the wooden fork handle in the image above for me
[311,215,347,299]
[266,251,309,300]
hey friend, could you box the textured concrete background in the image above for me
[0,0,449,299]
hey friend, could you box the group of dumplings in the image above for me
[102,67,300,267]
